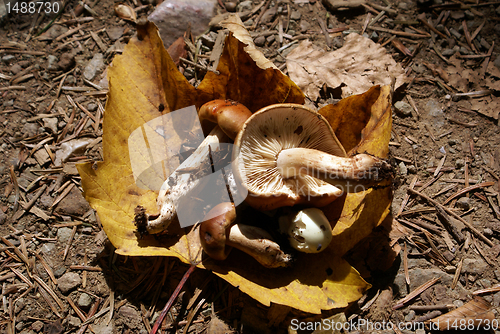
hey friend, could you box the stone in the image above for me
[32,321,44,332]
[449,28,462,39]
[462,258,488,275]
[290,10,301,21]
[10,64,22,74]
[78,293,92,308]
[424,99,445,131]
[57,272,81,294]
[14,298,26,314]
[300,20,310,33]
[2,55,16,63]
[47,55,59,71]
[394,101,412,117]
[450,11,464,20]
[57,227,74,243]
[407,165,417,174]
[261,7,276,24]
[224,2,236,12]
[410,268,453,291]
[118,305,142,329]
[442,48,455,57]
[464,10,474,19]
[41,243,56,255]
[455,158,465,168]
[83,53,104,80]
[21,123,39,137]
[149,0,217,48]
[54,186,91,216]
[456,197,470,210]
[67,316,81,329]
[399,162,408,176]
[484,228,493,237]
[53,266,66,278]
[254,36,266,47]
[58,52,75,72]
[404,310,415,321]
[92,324,114,334]
[398,2,408,10]
[106,26,124,41]
[43,118,58,134]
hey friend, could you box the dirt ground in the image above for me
[1,0,500,333]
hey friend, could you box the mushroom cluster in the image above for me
[137,100,392,268]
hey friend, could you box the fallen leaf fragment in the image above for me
[430,296,495,331]
[114,3,137,23]
[286,34,406,100]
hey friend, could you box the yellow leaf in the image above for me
[76,19,394,314]
[319,85,393,257]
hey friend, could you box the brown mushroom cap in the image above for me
[199,202,236,261]
[232,104,348,211]
[198,99,253,140]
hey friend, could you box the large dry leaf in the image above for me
[77,18,392,313]
[430,296,495,331]
[286,34,406,100]
[319,85,393,257]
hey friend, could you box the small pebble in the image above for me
[78,293,93,308]
[484,228,493,237]
[10,64,22,74]
[398,2,408,10]
[290,10,301,21]
[407,165,417,174]
[442,48,455,56]
[455,159,465,168]
[464,10,474,19]
[404,310,415,321]
[2,55,15,63]
[394,101,413,117]
[450,11,465,20]
[87,102,98,112]
[456,197,470,210]
[453,300,464,308]
[254,36,266,47]
[399,162,408,176]
[224,1,236,12]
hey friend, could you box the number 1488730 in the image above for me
[6,1,60,14]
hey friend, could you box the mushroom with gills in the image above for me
[136,100,253,234]
[200,202,292,268]
[232,104,392,211]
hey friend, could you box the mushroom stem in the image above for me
[139,100,252,234]
[142,126,231,234]
[276,148,392,191]
[225,224,292,268]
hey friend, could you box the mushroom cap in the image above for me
[199,202,236,261]
[233,104,347,211]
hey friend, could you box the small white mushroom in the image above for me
[279,208,332,253]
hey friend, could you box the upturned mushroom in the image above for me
[137,100,252,234]
[200,202,292,268]
[232,104,392,211]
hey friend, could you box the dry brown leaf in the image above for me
[286,34,406,100]
[430,296,495,331]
